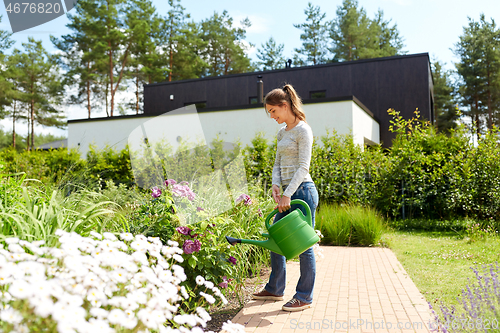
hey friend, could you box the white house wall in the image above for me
[68,100,379,157]
[352,103,380,147]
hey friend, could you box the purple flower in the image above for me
[151,186,162,198]
[236,194,252,206]
[176,226,192,236]
[219,276,229,288]
[258,208,263,217]
[197,207,204,212]
[164,179,177,186]
[228,256,237,265]
[182,239,201,254]
[172,184,196,201]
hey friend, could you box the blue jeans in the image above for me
[265,181,319,303]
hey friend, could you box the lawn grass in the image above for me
[382,230,500,308]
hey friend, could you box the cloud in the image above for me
[233,14,270,34]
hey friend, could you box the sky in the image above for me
[1,0,500,138]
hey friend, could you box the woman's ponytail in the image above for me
[264,83,306,122]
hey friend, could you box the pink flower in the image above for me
[197,207,204,212]
[258,208,263,217]
[172,184,196,201]
[151,186,162,198]
[164,179,177,186]
[176,226,192,236]
[219,276,229,288]
[236,194,252,206]
[183,239,201,254]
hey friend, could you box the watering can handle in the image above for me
[264,199,312,230]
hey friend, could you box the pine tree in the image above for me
[432,60,460,134]
[293,2,329,65]
[51,0,108,119]
[329,0,405,61]
[125,0,167,114]
[256,37,285,70]
[0,15,14,113]
[199,11,253,76]
[454,15,500,135]
[13,38,64,150]
[162,0,207,81]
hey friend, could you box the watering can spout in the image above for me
[225,236,283,256]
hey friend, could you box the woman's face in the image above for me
[265,102,290,124]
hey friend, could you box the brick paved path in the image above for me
[230,246,434,333]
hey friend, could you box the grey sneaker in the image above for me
[252,289,284,301]
[282,298,312,311]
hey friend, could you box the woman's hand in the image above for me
[276,195,291,213]
[272,184,281,204]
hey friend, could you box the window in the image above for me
[184,102,207,109]
[310,90,326,99]
[249,96,258,104]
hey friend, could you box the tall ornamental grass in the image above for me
[316,204,386,246]
[0,172,126,247]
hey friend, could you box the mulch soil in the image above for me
[205,267,271,332]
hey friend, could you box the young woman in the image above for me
[252,84,319,312]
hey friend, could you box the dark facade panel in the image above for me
[144,53,433,147]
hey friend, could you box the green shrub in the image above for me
[316,203,386,246]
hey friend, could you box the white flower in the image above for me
[89,307,108,320]
[0,307,23,324]
[221,320,246,333]
[108,308,127,325]
[135,234,148,242]
[180,286,188,299]
[203,281,214,289]
[5,237,19,244]
[122,316,138,329]
[172,254,184,263]
[8,280,33,299]
[90,231,103,240]
[199,291,215,304]
[8,243,25,253]
[103,232,117,241]
[196,307,211,322]
[195,276,205,286]
[110,269,129,284]
[120,233,134,241]
[167,240,179,247]
[88,318,113,333]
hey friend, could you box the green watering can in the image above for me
[226,199,319,260]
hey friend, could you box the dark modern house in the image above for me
[143,53,434,147]
[68,53,433,157]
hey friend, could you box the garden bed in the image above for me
[206,267,270,332]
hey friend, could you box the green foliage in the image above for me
[310,129,387,205]
[242,132,275,196]
[432,60,460,134]
[0,172,124,247]
[126,186,180,244]
[199,11,254,76]
[293,2,329,66]
[86,145,134,188]
[256,37,286,71]
[454,14,500,133]
[316,203,386,246]
[329,0,405,61]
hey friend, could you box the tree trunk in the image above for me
[12,100,16,149]
[26,110,30,151]
[169,47,173,82]
[87,61,91,119]
[109,43,114,117]
[136,68,139,115]
[475,95,480,138]
[31,98,35,150]
[105,80,109,117]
